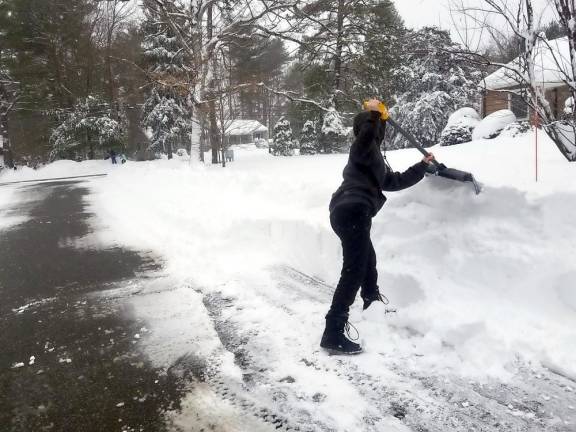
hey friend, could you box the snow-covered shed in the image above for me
[224,120,268,145]
[480,37,572,121]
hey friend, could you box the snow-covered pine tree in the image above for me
[272,117,294,156]
[299,120,317,155]
[319,109,348,154]
[141,3,191,159]
[389,27,481,149]
[50,96,122,160]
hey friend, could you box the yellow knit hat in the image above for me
[362,100,389,121]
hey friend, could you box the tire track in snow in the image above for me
[197,291,330,432]
[269,265,576,432]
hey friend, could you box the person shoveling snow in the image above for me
[321,98,435,355]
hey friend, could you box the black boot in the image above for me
[362,289,389,311]
[320,314,362,355]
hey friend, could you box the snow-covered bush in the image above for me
[299,120,317,155]
[500,121,532,138]
[271,117,294,156]
[439,107,480,146]
[319,109,348,153]
[439,124,473,147]
[472,110,517,140]
[254,138,268,149]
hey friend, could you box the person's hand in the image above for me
[422,153,435,164]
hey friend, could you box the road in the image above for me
[0,180,184,432]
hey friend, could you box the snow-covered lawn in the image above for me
[3,132,575,430]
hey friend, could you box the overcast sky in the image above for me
[394,0,556,45]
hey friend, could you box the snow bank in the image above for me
[472,110,517,140]
[82,132,576,384]
[0,159,115,184]
[446,107,480,130]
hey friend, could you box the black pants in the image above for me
[327,203,378,318]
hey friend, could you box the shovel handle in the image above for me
[387,118,442,168]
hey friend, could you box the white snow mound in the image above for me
[472,110,517,140]
[446,107,481,130]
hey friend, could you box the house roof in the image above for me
[224,120,267,136]
[481,37,572,91]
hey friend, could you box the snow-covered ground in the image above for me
[2,132,575,430]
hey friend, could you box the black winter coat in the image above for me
[329,111,428,216]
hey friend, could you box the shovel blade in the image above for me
[436,167,482,195]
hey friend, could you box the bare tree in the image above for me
[451,0,576,161]
[95,0,137,116]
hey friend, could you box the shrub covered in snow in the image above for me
[472,110,517,140]
[439,107,480,146]
[299,120,317,155]
[500,121,532,138]
[319,109,348,153]
[439,123,473,147]
[271,117,294,156]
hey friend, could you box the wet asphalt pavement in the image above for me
[0,181,185,432]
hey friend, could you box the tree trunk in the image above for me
[1,113,13,168]
[167,139,173,159]
[333,0,345,106]
[207,4,220,164]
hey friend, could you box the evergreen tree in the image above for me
[389,27,481,149]
[295,1,404,107]
[299,120,317,155]
[271,117,294,156]
[50,96,122,160]
[354,1,405,102]
[319,109,348,154]
[141,2,191,159]
[229,30,289,125]
[0,0,97,108]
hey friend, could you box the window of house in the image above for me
[510,91,529,120]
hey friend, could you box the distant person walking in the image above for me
[321,99,435,355]
[109,149,117,165]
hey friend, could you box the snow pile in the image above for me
[472,109,517,140]
[446,107,481,130]
[79,131,576,387]
[0,159,117,184]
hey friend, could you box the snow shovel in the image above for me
[387,118,482,195]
